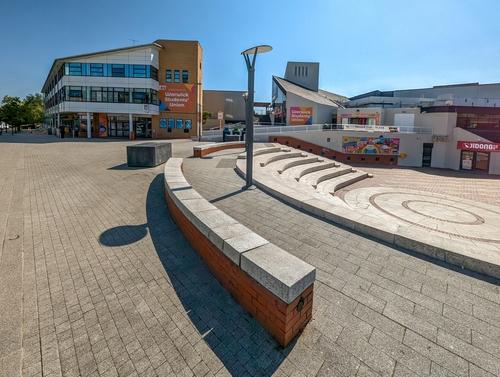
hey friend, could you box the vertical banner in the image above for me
[289,107,313,125]
[98,113,108,137]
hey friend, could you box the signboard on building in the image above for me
[457,141,500,152]
[159,83,196,113]
[98,113,108,137]
[338,112,381,125]
[217,111,224,120]
[342,136,400,155]
[289,107,313,125]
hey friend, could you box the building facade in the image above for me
[202,90,246,130]
[272,82,500,175]
[271,62,347,126]
[42,39,202,139]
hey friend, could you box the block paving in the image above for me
[0,134,500,377]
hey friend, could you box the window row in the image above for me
[44,86,159,108]
[44,63,159,96]
[165,69,189,83]
[66,63,159,79]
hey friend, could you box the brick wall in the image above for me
[165,190,313,347]
[270,135,398,165]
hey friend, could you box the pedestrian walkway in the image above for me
[1,134,500,377]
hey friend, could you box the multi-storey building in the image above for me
[42,39,202,139]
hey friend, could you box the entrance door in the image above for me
[422,143,433,167]
[460,151,474,170]
[475,152,490,171]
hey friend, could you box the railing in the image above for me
[200,123,432,141]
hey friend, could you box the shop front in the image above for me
[457,141,500,171]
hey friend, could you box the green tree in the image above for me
[0,96,23,127]
[22,94,44,125]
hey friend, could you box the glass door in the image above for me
[475,152,490,171]
[460,151,474,170]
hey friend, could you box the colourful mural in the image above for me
[342,136,400,155]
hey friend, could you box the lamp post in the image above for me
[241,44,272,189]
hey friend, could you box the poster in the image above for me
[289,107,313,125]
[185,119,192,129]
[160,118,167,128]
[98,113,108,137]
[159,83,196,113]
[176,119,183,129]
[342,136,400,155]
[168,118,175,129]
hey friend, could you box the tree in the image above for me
[21,94,44,125]
[202,111,212,125]
[0,93,45,129]
[0,96,23,127]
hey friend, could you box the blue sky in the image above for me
[1,0,500,101]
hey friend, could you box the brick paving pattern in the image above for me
[182,150,500,377]
[0,134,499,377]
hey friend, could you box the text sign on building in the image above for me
[289,106,313,125]
[159,83,196,113]
[457,141,500,152]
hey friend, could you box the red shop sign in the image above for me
[457,141,500,152]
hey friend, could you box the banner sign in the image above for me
[342,136,400,155]
[98,113,108,137]
[457,141,500,152]
[290,106,313,125]
[159,83,196,113]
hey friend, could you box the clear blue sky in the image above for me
[1,0,500,101]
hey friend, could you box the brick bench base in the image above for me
[165,190,313,347]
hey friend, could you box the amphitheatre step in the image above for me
[237,146,287,159]
[316,171,369,194]
[300,166,352,187]
[259,151,307,167]
[275,156,322,174]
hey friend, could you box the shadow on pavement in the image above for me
[99,224,148,246]
[145,174,292,376]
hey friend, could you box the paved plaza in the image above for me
[1,134,500,377]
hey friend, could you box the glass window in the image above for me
[182,70,189,83]
[132,65,147,78]
[132,90,146,104]
[150,89,158,105]
[150,66,158,81]
[68,63,83,76]
[174,70,180,83]
[90,87,102,102]
[90,63,104,76]
[166,69,172,82]
[111,64,125,77]
[68,86,83,101]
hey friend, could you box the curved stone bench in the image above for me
[193,141,245,158]
[164,158,316,347]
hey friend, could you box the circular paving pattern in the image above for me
[344,188,500,244]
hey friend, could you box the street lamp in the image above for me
[241,44,272,189]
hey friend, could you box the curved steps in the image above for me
[292,161,340,181]
[276,157,321,174]
[316,171,369,194]
[259,152,306,167]
[300,166,353,188]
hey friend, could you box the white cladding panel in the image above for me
[61,76,159,90]
[46,102,159,115]
[68,47,159,67]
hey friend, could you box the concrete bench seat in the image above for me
[164,158,316,347]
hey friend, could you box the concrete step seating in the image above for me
[276,156,322,174]
[299,165,352,187]
[257,151,307,167]
[237,146,285,159]
[316,171,369,194]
